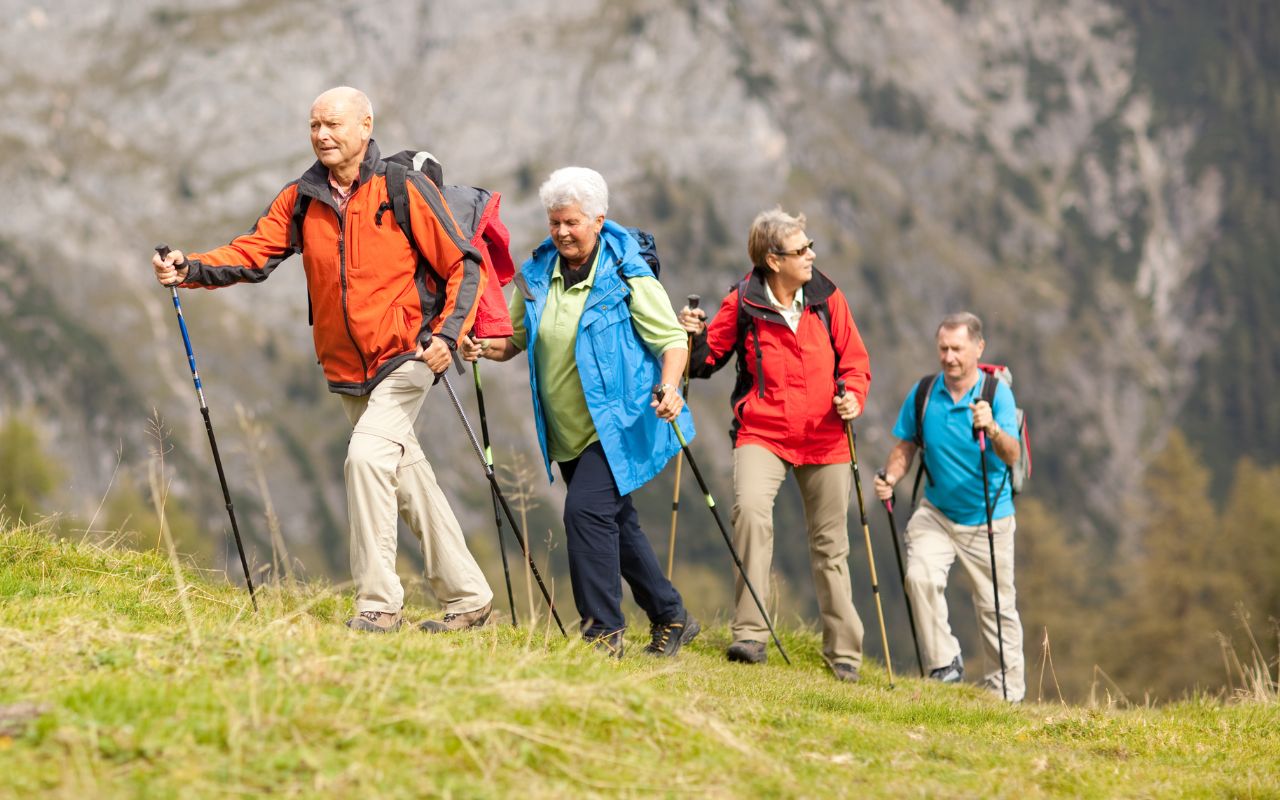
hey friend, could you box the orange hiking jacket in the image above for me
[180,141,486,395]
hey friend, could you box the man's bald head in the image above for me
[312,86,373,125]
[309,87,374,183]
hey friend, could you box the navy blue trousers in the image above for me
[558,442,684,639]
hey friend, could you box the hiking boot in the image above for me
[346,609,402,633]
[417,601,492,633]
[830,662,860,683]
[590,630,625,659]
[643,610,701,657]
[929,654,964,683]
[726,639,767,664]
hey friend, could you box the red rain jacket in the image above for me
[690,268,871,465]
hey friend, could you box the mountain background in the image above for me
[1,0,1276,701]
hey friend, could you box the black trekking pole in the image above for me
[876,469,925,677]
[976,428,1009,700]
[665,294,699,578]
[472,360,517,627]
[154,245,257,611]
[836,380,894,687]
[653,386,790,664]
[435,367,567,637]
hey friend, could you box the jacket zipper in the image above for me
[337,211,369,382]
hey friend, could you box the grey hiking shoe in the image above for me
[418,601,492,633]
[726,639,767,664]
[346,610,403,633]
[830,662,860,683]
[643,610,701,657]
[929,654,964,683]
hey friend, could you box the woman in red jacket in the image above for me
[678,207,871,682]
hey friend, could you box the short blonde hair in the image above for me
[747,207,807,269]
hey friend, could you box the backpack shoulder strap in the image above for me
[732,279,766,399]
[913,373,939,447]
[289,193,311,255]
[814,300,838,379]
[385,160,414,248]
[910,373,939,507]
[980,370,999,405]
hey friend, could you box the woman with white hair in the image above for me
[462,167,699,658]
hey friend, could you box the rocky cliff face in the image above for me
[0,0,1227,566]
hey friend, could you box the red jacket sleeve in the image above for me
[827,289,871,406]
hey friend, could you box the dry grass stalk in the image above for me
[235,403,294,585]
[146,411,201,649]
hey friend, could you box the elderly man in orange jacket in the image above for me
[152,86,493,634]
[680,207,871,682]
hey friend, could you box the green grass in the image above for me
[1,523,1277,799]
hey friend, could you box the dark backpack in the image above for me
[910,363,1031,505]
[289,149,515,337]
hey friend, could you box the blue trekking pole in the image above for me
[654,385,790,665]
[155,245,258,610]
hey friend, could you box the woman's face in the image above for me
[547,203,604,268]
[767,229,815,286]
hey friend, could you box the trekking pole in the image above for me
[836,380,893,687]
[876,469,925,677]
[653,386,790,664]
[473,360,517,627]
[154,245,257,611]
[976,428,1009,700]
[665,294,699,578]
[435,367,567,637]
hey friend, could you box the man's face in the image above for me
[937,325,984,382]
[547,203,604,267]
[309,96,371,174]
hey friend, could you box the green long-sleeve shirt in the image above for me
[509,249,686,462]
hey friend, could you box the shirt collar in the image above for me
[763,281,804,313]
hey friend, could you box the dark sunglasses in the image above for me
[771,239,815,258]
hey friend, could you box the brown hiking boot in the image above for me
[830,662,860,683]
[418,601,492,633]
[726,639,767,664]
[346,610,403,633]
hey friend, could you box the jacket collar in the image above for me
[740,266,837,316]
[299,139,383,193]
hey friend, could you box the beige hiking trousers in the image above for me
[731,444,865,668]
[904,499,1024,701]
[340,360,492,615]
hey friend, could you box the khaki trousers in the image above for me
[340,361,492,615]
[731,444,864,668]
[904,500,1024,701]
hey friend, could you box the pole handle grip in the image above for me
[155,244,182,289]
[687,294,700,310]
[652,384,665,403]
[876,468,895,512]
[836,378,846,397]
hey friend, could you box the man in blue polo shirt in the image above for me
[874,312,1024,701]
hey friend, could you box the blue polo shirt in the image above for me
[892,372,1018,525]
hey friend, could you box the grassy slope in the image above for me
[0,524,1276,799]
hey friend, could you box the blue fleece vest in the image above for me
[520,220,695,495]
